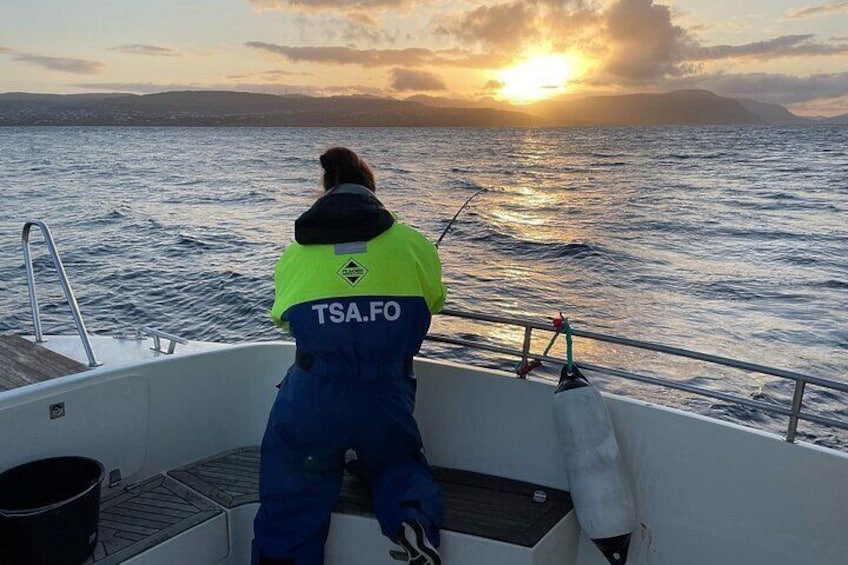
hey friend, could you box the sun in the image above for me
[497,54,577,104]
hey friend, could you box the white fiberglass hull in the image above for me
[1,337,846,565]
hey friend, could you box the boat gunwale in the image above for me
[429,308,848,444]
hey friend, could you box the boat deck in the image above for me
[0,335,87,392]
[87,475,222,565]
[86,446,573,563]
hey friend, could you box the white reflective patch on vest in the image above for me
[334,241,367,255]
[311,301,402,325]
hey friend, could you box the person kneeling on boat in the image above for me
[252,147,445,565]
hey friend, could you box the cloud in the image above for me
[687,34,848,61]
[73,80,386,97]
[389,68,446,91]
[665,71,848,105]
[109,44,180,57]
[591,1,848,84]
[249,0,405,41]
[346,11,378,26]
[482,79,504,93]
[786,1,848,19]
[245,41,507,68]
[434,0,693,81]
[240,0,848,109]
[0,46,13,54]
[73,82,202,93]
[246,42,431,66]
[601,0,696,81]
[11,53,104,74]
[226,69,312,80]
[435,1,538,51]
[337,11,392,43]
[249,0,410,10]
[435,0,601,53]
[224,82,384,96]
[317,84,385,96]
[788,95,848,116]
[244,0,848,93]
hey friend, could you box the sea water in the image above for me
[0,126,846,446]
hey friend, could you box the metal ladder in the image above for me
[21,220,101,367]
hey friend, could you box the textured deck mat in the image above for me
[169,446,573,547]
[85,475,221,565]
[169,446,261,508]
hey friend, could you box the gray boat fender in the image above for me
[552,364,636,565]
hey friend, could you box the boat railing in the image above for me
[21,220,101,367]
[426,308,848,444]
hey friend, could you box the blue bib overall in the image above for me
[253,185,446,565]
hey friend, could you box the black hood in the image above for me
[294,185,395,245]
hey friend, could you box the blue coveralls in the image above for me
[252,184,445,565]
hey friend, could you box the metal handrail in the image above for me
[21,220,100,367]
[427,308,848,444]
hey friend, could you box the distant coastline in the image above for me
[1,89,845,127]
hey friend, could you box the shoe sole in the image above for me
[399,521,441,565]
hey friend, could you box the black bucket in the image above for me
[0,456,105,565]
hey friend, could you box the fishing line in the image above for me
[435,188,486,248]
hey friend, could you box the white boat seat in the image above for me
[168,446,573,547]
[81,446,574,563]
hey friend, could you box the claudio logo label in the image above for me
[337,258,368,286]
[312,301,401,324]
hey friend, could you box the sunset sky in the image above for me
[1,0,847,116]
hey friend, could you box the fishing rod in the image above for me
[435,188,486,248]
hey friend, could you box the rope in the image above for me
[563,315,574,375]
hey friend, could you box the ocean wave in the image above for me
[175,234,213,249]
[166,231,253,254]
[808,279,848,290]
[692,281,809,302]
[774,166,812,173]
[761,191,799,200]
[59,243,125,265]
[162,190,276,205]
[699,152,734,160]
[708,402,775,424]
[589,152,627,158]
[88,208,130,222]
[777,253,820,266]
[450,178,486,192]
[461,227,611,261]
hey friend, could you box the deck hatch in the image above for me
[86,475,221,564]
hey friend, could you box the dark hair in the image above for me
[319,147,376,192]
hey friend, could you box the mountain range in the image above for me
[0,89,844,127]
